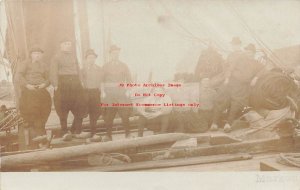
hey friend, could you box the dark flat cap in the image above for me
[231,37,242,45]
[85,49,98,58]
[29,46,44,54]
[109,45,121,52]
[244,43,256,52]
[59,36,73,44]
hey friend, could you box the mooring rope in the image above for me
[278,153,300,168]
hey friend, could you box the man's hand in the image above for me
[25,84,36,90]
[36,83,47,89]
[142,112,151,118]
[223,78,229,85]
[146,111,162,120]
[81,82,86,89]
[149,107,161,112]
[250,77,258,86]
[101,91,106,99]
[142,112,156,120]
[125,90,131,97]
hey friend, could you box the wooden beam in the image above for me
[260,159,300,171]
[68,154,253,172]
[1,133,190,170]
[168,137,294,158]
[128,137,295,162]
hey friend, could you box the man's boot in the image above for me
[102,127,112,142]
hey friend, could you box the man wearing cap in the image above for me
[211,42,263,132]
[102,45,132,141]
[194,46,224,84]
[50,38,86,139]
[224,37,244,80]
[80,49,102,138]
[16,46,52,148]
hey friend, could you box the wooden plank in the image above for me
[260,159,300,171]
[128,137,295,162]
[209,134,242,145]
[145,153,278,171]
[1,148,45,156]
[168,137,294,158]
[17,124,27,151]
[0,116,139,140]
[67,154,253,172]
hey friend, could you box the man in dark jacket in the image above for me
[194,46,224,83]
[16,46,52,148]
[211,41,263,132]
[102,45,132,141]
[50,38,86,139]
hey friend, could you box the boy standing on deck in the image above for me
[80,49,102,139]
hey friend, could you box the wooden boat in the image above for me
[1,114,299,171]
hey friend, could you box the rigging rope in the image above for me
[158,0,209,47]
[4,0,21,78]
[189,0,230,53]
[148,1,209,49]
[278,153,300,168]
[225,1,286,69]
[0,27,10,81]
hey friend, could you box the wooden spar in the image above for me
[167,137,295,158]
[75,154,253,172]
[127,136,295,163]
[21,135,295,171]
[2,135,296,171]
[0,133,191,169]
[260,158,300,171]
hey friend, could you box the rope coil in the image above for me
[249,71,297,110]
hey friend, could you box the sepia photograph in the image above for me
[0,0,300,183]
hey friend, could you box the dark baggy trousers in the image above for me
[213,81,250,126]
[54,75,87,135]
[85,89,101,135]
[19,87,52,144]
[103,107,132,138]
[171,110,211,133]
[138,114,169,137]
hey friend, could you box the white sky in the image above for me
[0,0,8,81]
[1,0,300,82]
[86,0,300,82]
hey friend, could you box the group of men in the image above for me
[15,36,265,149]
[141,37,264,136]
[16,38,132,148]
[195,36,264,133]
